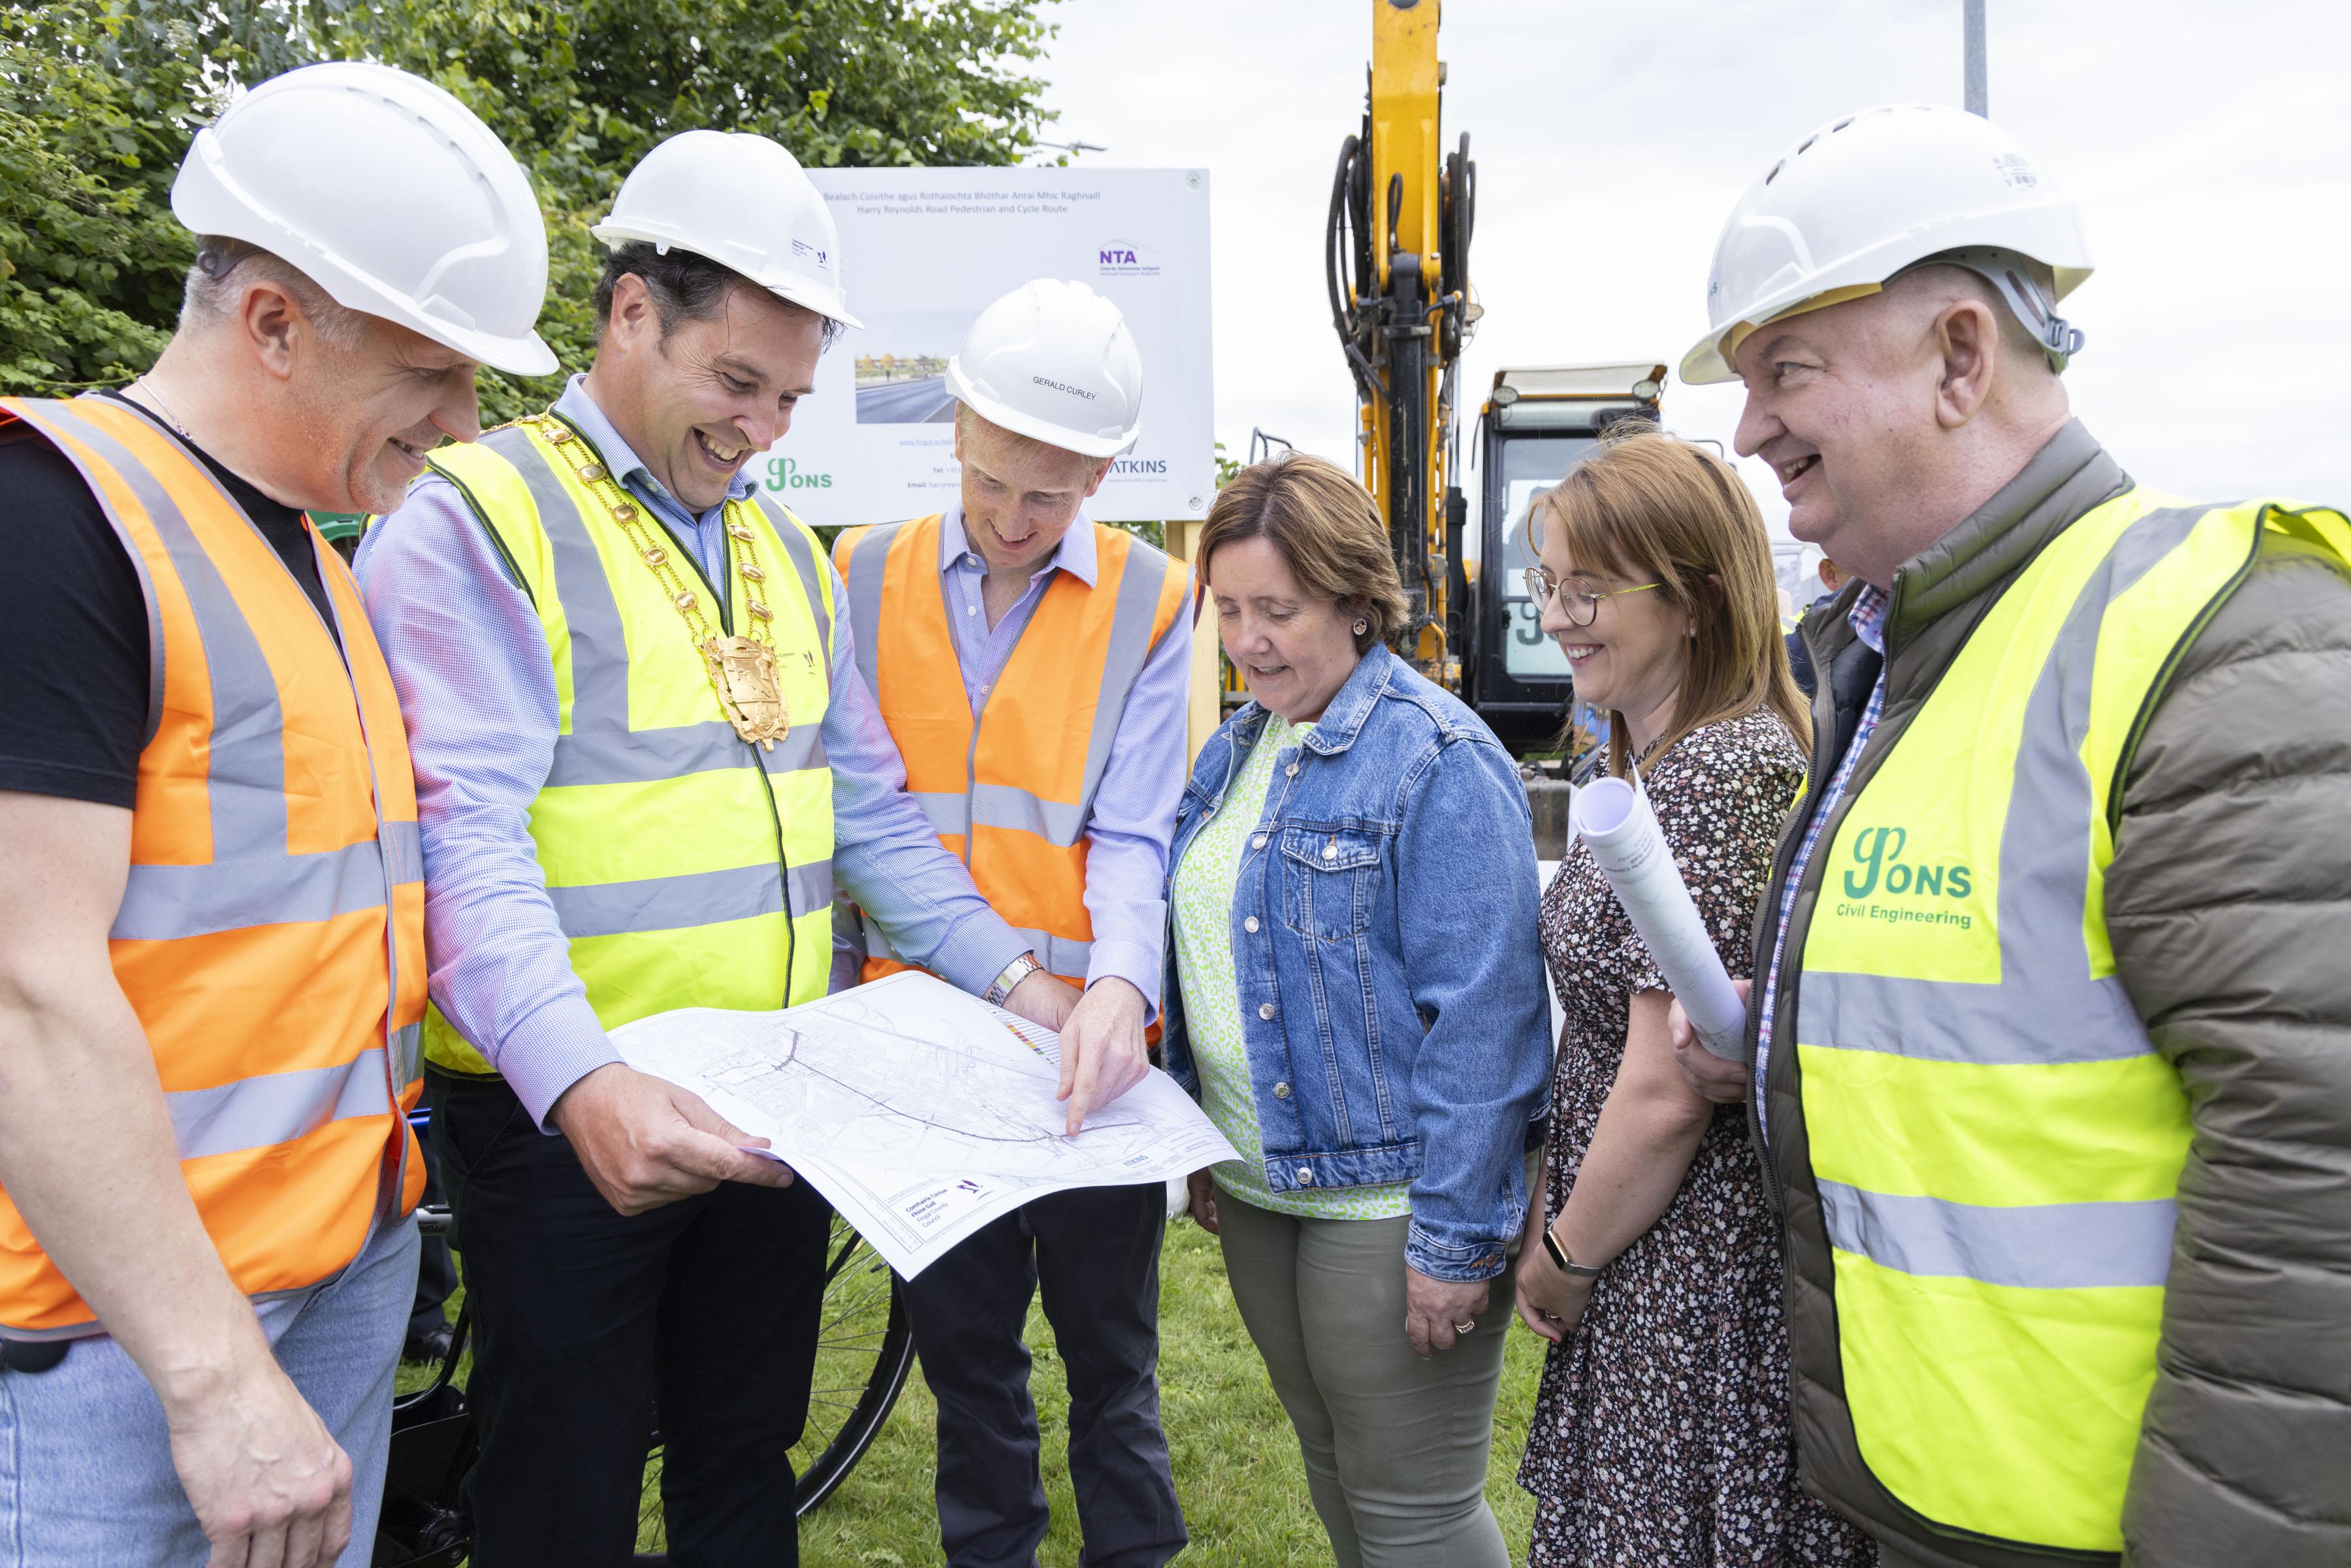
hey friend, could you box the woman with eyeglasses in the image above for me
[1509,432,1874,1567]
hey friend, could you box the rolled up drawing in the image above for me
[1573,775,1749,1061]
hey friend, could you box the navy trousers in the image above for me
[905,1182,1187,1568]
[434,1070,834,1568]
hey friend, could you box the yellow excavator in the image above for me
[1328,0,1665,755]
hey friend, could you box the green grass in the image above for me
[403,1221,1549,1564]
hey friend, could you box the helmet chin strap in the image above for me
[1930,246,2087,374]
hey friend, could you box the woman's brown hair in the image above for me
[1199,453,1409,652]
[1531,429,1810,776]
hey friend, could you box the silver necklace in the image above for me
[127,376,193,441]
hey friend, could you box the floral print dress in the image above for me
[1517,709,1877,1568]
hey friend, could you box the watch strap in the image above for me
[984,951,1041,1007]
[1543,1225,1605,1279]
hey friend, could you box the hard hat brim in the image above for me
[946,358,1138,460]
[589,220,863,329]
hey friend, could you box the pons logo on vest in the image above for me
[1836,826,1975,931]
[767,456,833,490]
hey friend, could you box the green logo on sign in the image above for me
[1843,825,1972,901]
[767,456,833,491]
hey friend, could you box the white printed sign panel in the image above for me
[758,167,1215,528]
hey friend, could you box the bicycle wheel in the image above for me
[632,1213,914,1560]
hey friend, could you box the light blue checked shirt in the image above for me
[355,376,1028,1127]
[1753,581,1889,1140]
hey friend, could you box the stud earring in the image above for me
[1352,617,1370,635]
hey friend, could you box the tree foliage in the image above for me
[0,0,1059,417]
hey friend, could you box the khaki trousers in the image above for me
[1215,1191,1511,1568]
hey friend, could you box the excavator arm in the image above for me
[1328,0,1477,688]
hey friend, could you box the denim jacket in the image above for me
[1160,645,1553,1283]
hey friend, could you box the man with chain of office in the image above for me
[353,130,1074,1567]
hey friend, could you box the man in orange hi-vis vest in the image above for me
[832,280,1195,1567]
[0,65,553,1568]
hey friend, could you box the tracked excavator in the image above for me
[1325,0,1666,756]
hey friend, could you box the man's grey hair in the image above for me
[180,237,368,352]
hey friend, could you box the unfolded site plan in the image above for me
[609,972,1238,1276]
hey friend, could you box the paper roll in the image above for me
[1573,776,1750,1061]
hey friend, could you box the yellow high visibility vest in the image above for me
[1792,489,2351,1551]
[417,416,837,1076]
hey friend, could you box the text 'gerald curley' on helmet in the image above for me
[170,61,557,377]
[947,279,1144,459]
[592,130,862,328]
[1681,104,2094,386]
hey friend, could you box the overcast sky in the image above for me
[1031,0,2351,536]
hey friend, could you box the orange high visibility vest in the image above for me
[0,397,426,1339]
[834,514,1187,988]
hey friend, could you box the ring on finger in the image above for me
[1452,1319,1475,1334]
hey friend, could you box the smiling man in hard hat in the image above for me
[831,278,1192,1568]
[0,61,552,1568]
[355,132,1070,1565]
[1665,104,2351,1568]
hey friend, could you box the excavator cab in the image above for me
[1466,363,1664,756]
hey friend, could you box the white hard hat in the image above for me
[592,131,860,328]
[1682,104,2093,385]
[171,61,556,376]
[947,280,1142,458]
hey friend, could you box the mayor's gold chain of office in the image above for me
[525,415,791,750]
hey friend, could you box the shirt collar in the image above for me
[937,502,1100,589]
[551,373,756,511]
[1848,581,1890,655]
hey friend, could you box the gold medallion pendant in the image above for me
[706,635,790,749]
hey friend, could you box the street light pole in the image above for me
[1964,0,1988,116]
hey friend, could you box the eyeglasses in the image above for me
[1522,568,1663,626]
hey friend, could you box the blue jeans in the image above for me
[0,1215,419,1567]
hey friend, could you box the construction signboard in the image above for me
[758,167,1215,528]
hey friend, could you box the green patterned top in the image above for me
[1171,712,1413,1220]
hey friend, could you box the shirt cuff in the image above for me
[925,911,1031,1000]
[1085,938,1164,1026]
[492,993,622,1131]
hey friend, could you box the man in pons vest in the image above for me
[0,63,555,1568]
[354,131,1066,1567]
[832,280,1194,1568]
[1670,106,2351,1567]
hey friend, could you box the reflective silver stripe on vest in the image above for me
[906,791,968,839]
[843,519,904,697]
[491,428,634,733]
[388,1021,421,1089]
[16,401,168,746]
[108,839,397,941]
[549,721,826,787]
[167,1046,396,1162]
[970,782,1089,846]
[1819,1179,2176,1290]
[1798,503,2215,1067]
[548,857,836,938]
[750,490,835,661]
[864,916,1093,984]
[1076,541,1174,818]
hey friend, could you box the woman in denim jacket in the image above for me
[1164,455,1552,1567]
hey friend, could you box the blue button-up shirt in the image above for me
[354,376,1029,1126]
[923,505,1194,1012]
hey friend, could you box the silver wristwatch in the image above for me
[983,951,1042,1007]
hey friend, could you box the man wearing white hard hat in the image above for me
[0,61,552,1568]
[831,278,1192,1568]
[1665,104,2351,1568]
[356,131,1069,1565]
